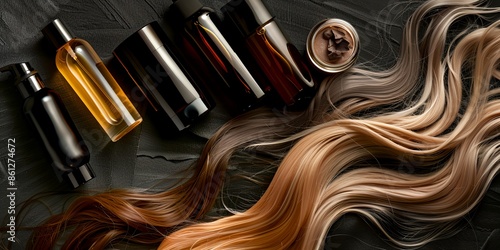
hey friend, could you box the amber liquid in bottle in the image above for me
[220,0,315,106]
[246,23,313,106]
[180,10,270,113]
[56,39,142,142]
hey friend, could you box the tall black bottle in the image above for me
[0,62,95,188]
[167,0,271,114]
[113,21,214,131]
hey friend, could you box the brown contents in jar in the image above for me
[313,26,354,65]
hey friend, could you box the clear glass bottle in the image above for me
[42,19,142,142]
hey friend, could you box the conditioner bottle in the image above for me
[1,62,95,188]
[222,0,315,106]
[169,0,270,113]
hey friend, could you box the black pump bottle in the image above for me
[0,62,95,188]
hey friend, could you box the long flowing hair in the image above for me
[29,0,500,249]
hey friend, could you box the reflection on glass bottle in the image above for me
[222,0,315,106]
[169,0,271,113]
[0,62,95,188]
[113,22,213,131]
[42,19,142,142]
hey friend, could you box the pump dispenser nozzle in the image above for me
[0,62,44,99]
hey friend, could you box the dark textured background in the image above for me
[0,0,499,249]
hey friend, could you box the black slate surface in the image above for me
[0,0,499,249]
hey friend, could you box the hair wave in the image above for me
[28,0,500,249]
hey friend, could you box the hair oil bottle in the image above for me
[222,0,315,106]
[167,0,271,114]
[42,19,142,142]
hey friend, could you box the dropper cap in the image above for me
[0,62,44,99]
[42,19,75,49]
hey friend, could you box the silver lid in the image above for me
[63,163,95,189]
[0,62,44,99]
[42,19,75,49]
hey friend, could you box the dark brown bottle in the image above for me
[168,0,271,114]
[0,62,95,188]
[222,0,315,106]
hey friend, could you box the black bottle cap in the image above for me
[171,0,204,20]
[42,19,74,50]
[221,0,274,38]
[113,22,210,131]
[0,62,44,99]
[62,163,95,189]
